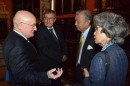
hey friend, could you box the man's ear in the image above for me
[54,18,56,22]
[17,23,23,30]
[14,22,21,30]
[87,20,91,25]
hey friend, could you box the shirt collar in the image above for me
[47,26,54,30]
[82,26,91,39]
[13,29,28,40]
[101,41,114,51]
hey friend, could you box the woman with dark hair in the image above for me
[83,12,129,86]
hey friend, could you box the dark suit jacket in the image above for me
[77,26,99,70]
[3,30,50,86]
[34,24,68,71]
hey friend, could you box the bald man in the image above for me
[3,10,63,86]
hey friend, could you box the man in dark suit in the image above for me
[34,9,68,86]
[74,9,100,85]
[3,10,63,86]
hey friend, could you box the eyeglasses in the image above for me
[20,22,36,28]
[44,17,55,21]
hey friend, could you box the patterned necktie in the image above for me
[76,34,84,65]
[49,29,58,43]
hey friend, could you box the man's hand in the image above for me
[47,68,63,80]
[82,68,89,77]
[62,55,68,62]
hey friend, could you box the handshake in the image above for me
[47,68,63,80]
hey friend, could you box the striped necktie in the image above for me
[49,28,58,43]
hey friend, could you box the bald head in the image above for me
[13,10,37,38]
[13,10,36,28]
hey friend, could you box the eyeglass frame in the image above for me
[43,17,56,21]
[20,22,36,28]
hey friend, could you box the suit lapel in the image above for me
[44,26,60,44]
[82,27,94,54]
[13,31,37,54]
[53,26,61,41]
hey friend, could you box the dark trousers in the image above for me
[74,64,84,86]
[51,77,61,86]
[51,62,62,86]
